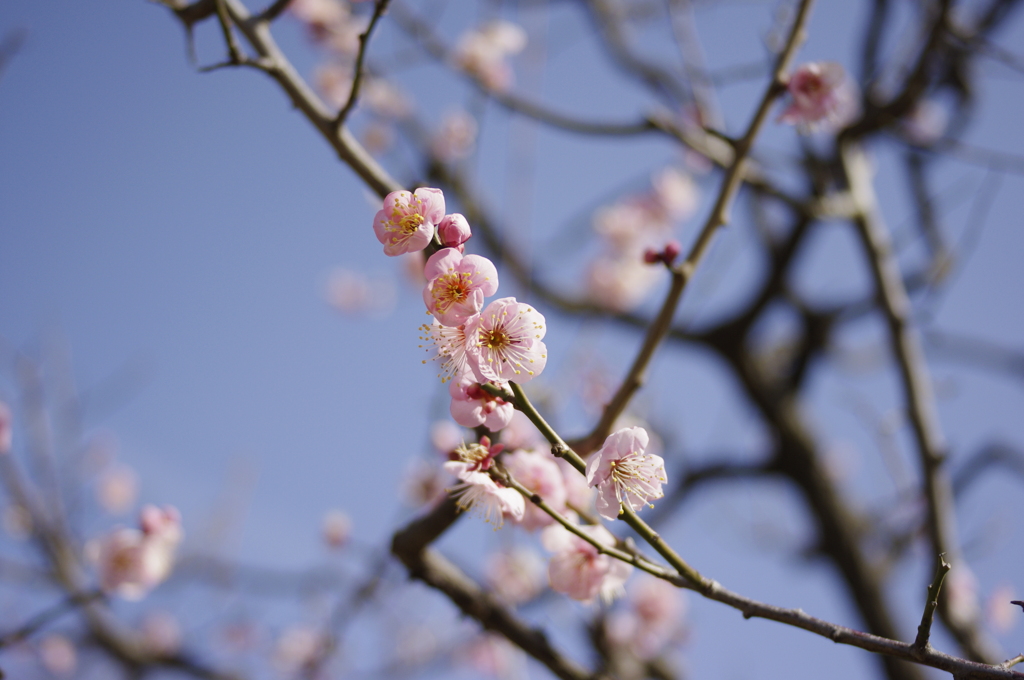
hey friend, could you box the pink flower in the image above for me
[585,255,660,312]
[454,21,527,91]
[608,576,687,658]
[419,320,474,383]
[321,509,352,549]
[778,62,857,129]
[38,634,76,677]
[96,505,182,600]
[542,522,632,602]
[432,111,479,164]
[464,297,547,383]
[448,436,504,472]
[504,449,567,531]
[373,188,445,256]
[437,213,472,251]
[449,374,514,432]
[445,463,524,527]
[423,248,499,326]
[485,547,546,604]
[586,427,666,520]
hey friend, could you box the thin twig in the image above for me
[0,590,105,649]
[334,0,392,130]
[914,554,951,649]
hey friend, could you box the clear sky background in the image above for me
[1,1,1023,678]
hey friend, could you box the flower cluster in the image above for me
[92,505,183,600]
[587,167,698,311]
[370,187,670,605]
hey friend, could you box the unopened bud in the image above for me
[438,213,472,249]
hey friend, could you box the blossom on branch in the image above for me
[778,62,857,130]
[94,505,183,600]
[373,188,445,256]
[437,213,472,251]
[454,21,527,91]
[446,463,524,528]
[422,248,498,326]
[504,448,568,531]
[449,374,514,432]
[464,297,547,383]
[542,522,632,602]
[586,427,666,520]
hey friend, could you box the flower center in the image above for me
[398,212,424,235]
[483,328,511,349]
[434,273,472,311]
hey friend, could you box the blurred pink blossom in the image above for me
[501,410,546,451]
[0,401,11,454]
[96,464,138,515]
[432,110,478,162]
[400,459,451,508]
[449,375,514,432]
[373,188,445,256]
[986,583,1019,634]
[504,448,567,531]
[325,267,396,316]
[141,611,183,656]
[902,99,948,145]
[485,547,546,604]
[430,420,463,454]
[585,255,661,312]
[423,248,499,326]
[587,427,666,520]
[778,62,857,130]
[464,298,547,383]
[458,633,527,679]
[608,576,687,658]
[38,634,76,677]
[314,62,351,108]
[95,505,182,600]
[362,77,412,119]
[454,21,527,91]
[542,522,632,602]
[273,625,324,674]
[321,509,352,549]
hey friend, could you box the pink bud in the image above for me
[438,213,472,249]
[662,240,682,264]
[643,248,661,264]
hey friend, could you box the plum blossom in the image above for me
[95,505,182,600]
[485,547,546,604]
[321,509,352,549]
[454,21,527,91]
[607,576,687,659]
[96,464,138,515]
[373,188,445,256]
[432,110,479,163]
[446,464,524,528]
[542,522,632,602]
[447,436,504,472]
[464,297,547,383]
[586,255,661,312]
[400,459,450,508]
[503,448,567,531]
[423,248,499,326]
[39,634,76,677]
[437,213,472,251]
[419,320,474,383]
[449,374,514,432]
[778,62,857,130]
[587,427,666,520]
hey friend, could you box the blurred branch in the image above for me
[843,142,1000,662]
[334,0,392,129]
[0,590,104,649]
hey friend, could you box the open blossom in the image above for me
[504,448,567,531]
[542,522,632,602]
[778,62,857,129]
[449,374,514,432]
[608,576,687,659]
[96,505,182,600]
[423,248,499,326]
[464,297,547,383]
[445,463,524,527]
[454,21,527,91]
[419,320,474,383]
[373,188,445,256]
[587,427,666,520]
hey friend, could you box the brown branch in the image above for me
[334,0,392,130]
[574,0,816,457]
[843,141,1001,662]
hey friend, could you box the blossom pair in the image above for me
[93,505,183,600]
[372,188,470,257]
